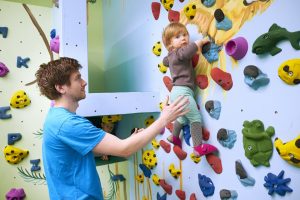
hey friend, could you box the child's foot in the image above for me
[167,135,182,148]
[173,145,187,160]
[194,143,218,156]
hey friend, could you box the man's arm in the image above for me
[93,96,189,157]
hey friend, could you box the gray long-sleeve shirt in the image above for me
[163,42,198,90]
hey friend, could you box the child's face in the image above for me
[170,32,189,50]
[101,122,114,133]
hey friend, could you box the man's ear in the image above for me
[54,84,66,94]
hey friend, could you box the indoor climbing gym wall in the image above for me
[97,0,300,199]
[0,1,53,199]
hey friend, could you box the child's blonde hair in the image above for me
[162,22,189,51]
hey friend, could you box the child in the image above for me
[162,22,217,157]
[99,121,116,160]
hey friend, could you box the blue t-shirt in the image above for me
[43,107,106,200]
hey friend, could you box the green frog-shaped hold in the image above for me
[242,120,275,167]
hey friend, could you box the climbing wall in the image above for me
[103,0,300,199]
[0,1,52,199]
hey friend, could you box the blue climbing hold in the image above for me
[202,42,222,63]
[30,159,41,172]
[202,0,216,8]
[17,56,30,68]
[264,170,293,196]
[50,29,56,39]
[112,174,126,181]
[139,163,151,178]
[0,27,8,38]
[8,133,22,145]
[198,173,215,197]
[157,192,167,200]
[0,106,12,119]
[182,125,191,146]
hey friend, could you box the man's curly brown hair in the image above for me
[35,57,82,100]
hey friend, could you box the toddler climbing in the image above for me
[162,22,218,157]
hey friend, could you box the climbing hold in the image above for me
[196,74,208,89]
[30,159,41,172]
[211,67,233,91]
[205,100,221,120]
[201,0,216,8]
[157,192,167,200]
[244,65,270,90]
[235,159,255,186]
[161,0,174,11]
[152,41,162,56]
[50,29,56,39]
[192,53,199,68]
[139,163,152,178]
[214,9,232,31]
[10,90,31,109]
[242,120,275,167]
[7,133,22,145]
[278,59,300,85]
[142,149,157,169]
[163,76,173,92]
[198,174,215,197]
[183,3,197,20]
[159,140,171,153]
[102,115,121,123]
[225,37,248,60]
[0,62,9,77]
[5,188,26,200]
[50,35,60,54]
[173,145,187,160]
[190,193,197,200]
[152,174,160,186]
[111,174,126,181]
[206,153,222,174]
[135,174,144,183]
[4,145,29,164]
[219,189,238,200]
[144,115,155,127]
[217,128,237,149]
[0,106,12,119]
[190,152,201,163]
[264,170,293,196]
[17,56,30,68]
[151,2,161,20]
[274,135,300,167]
[158,62,168,74]
[159,179,173,195]
[202,42,222,63]
[0,27,8,38]
[252,23,300,56]
[151,138,160,149]
[165,122,173,133]
[168,163,181,179]
[175,190,186,200]
[182,124,191,145]
[168,10,180,22]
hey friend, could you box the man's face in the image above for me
[65,71,87,101]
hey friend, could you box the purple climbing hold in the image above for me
[0,62,9,77]
[0,27,8,38]
[225,37,248,60]
[5,188,26,200]
[50,35,60,54]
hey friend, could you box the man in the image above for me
[35,57,189,200]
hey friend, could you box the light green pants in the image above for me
[170,86,202,125]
